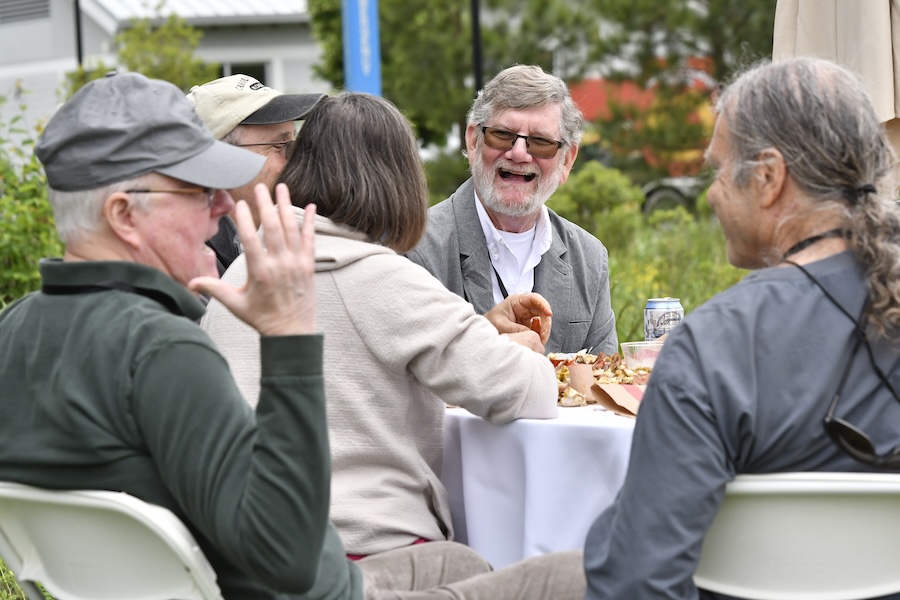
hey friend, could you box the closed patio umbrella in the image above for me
[773,0,900,179]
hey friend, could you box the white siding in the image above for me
[87,0,308,25]
[0,66,68,144]
[0,13,55,63]
[282,54,331,95]
[0,0,323,134]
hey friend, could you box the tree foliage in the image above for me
[547,161,644,251]
[64,3,218,98]
[0,89,62,306]
[309,0,776,184]
[308,0,472,146]
[588,0,777,181]
[423,149,471,206]
[546,162,743,342]
[307,0,598,147]
[590,0,776,85]
[480,0,598,78]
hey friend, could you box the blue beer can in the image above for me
[644,297,684,341]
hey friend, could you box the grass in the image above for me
[606,209,744,344]
[0,560,29,600]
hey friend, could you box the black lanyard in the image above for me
[491,265,509,299]
[785,260,900,402]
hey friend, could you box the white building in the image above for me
[0,0,329,130]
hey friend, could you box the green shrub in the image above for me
[609,209,744,342]
[63,5,220,99]
[0,92,61,306]
[423,148,471,206]
[547,161,644,252]
[544,160,744,344]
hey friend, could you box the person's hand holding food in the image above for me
[484,292,553,348]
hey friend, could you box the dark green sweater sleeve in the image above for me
[132,333,331,593]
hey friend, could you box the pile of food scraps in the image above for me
[549,351,652,406]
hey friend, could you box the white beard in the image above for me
[471,153,564,218]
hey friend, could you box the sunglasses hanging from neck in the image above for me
[785,259,900,468]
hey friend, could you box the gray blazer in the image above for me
[406,178,618,354]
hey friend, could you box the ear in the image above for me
[103,192,144,250]
[465,124,480,160]
[557,143,580,185]
[754,147,786,209]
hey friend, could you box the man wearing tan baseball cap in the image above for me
[188,74,326,275]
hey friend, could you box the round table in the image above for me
[441,406,636,568]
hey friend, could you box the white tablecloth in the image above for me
[441,406,636,569]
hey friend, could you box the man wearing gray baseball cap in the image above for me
[0,72,349,598]
[188,74,326,274]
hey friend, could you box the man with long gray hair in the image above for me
[584,57,900,598]
[407,64,617,355]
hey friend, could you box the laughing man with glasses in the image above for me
[187,74,326,277]
[583,57,900,600]
[406,65,618,355]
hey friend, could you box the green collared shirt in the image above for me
[0,259,361,599]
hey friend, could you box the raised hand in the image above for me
[190,183,317,336]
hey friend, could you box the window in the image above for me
[219,62,267,85]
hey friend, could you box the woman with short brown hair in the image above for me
[202,92,583,599]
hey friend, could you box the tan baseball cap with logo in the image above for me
[187,74,326,140]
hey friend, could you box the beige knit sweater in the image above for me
[201,209,558,555]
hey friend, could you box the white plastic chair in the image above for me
[0,481,222,600]
[694,472,900,600]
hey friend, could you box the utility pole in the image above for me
[74,0,84,66]
[471,0,483,95]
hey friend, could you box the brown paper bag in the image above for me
[568,363,596,395]
[567,363,645,417]
[592,384,645,418]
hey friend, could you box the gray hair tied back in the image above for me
[857,184,877,197]
[719,57,900,339]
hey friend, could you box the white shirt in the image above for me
[474,193,553,305]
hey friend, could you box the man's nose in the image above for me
[211,189,235,216]
[507,135,533,161]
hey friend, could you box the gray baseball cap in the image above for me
[36,72,265,192]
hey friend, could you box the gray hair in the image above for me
[48,176,149,245]
[717,57,900,338]
[221,125,245,146]
[467,64,584,147]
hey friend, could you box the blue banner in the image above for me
[342,0,382,96]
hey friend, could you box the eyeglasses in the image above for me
[236,139,295,159]
[480,125,564,159]
[125,188,216,207]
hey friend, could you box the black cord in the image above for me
[785,259,900,402]
[782,229,846,260]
